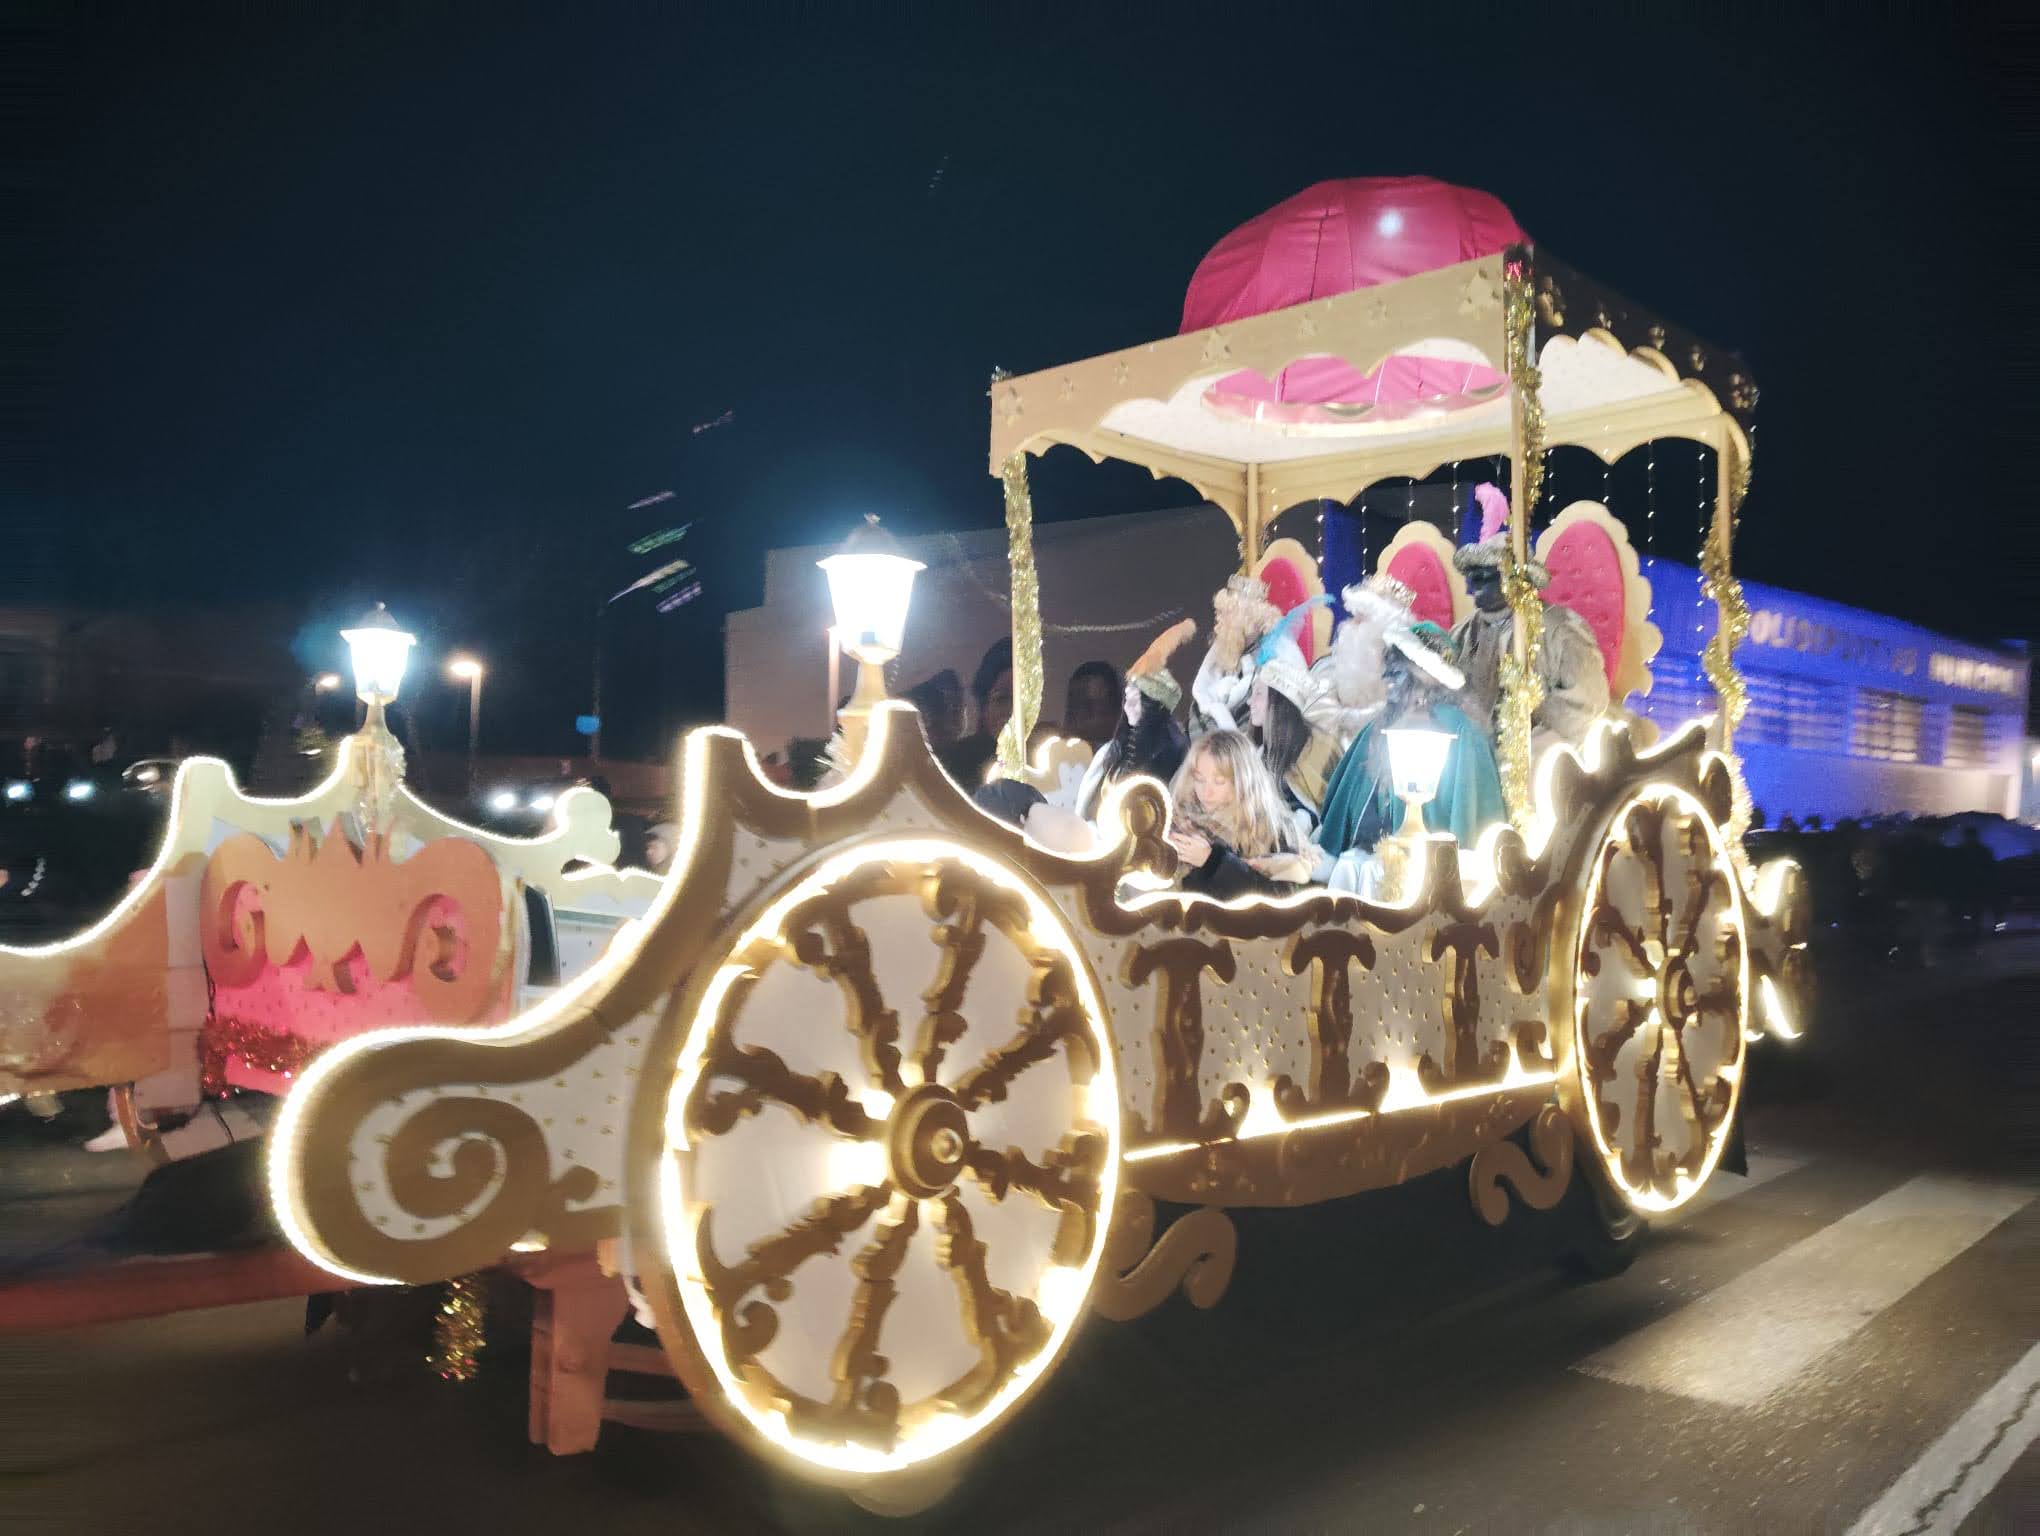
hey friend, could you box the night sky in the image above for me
[14,6,2035,759]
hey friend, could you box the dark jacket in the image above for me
[1180,834,1300,901]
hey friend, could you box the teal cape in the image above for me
[1318,702,1508,855]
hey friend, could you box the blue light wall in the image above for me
[1635,559,2028,822]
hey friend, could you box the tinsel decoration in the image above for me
[199,1013,320,1097]
[1496,257,1548,832]
[1706,433,1757,870]
[995,451,1044,773]
[430,1272,488,1382]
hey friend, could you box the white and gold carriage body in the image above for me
[0,734,657,1154]
[266,242,1809,1505]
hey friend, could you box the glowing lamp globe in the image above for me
[818,516,923,666]
[340,603,417,707]
[1384,726,1454,841]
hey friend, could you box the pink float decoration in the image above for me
[1385,544,1459,631]
[1540,519,1628,688]
[1182,177,1525,424]
[1255,546,1319,662]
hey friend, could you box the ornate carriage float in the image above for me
[4,180,1809,1515]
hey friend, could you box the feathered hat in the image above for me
[1451,483,1549,588]
[1254,600,1329,711]
[1342,572,1419,629]
[1384,618,1467,691]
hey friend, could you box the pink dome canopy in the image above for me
[1181,177,1526,425]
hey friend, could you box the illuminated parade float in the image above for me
[1,178,1811,1513]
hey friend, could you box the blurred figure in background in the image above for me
[904,669,965,760]
[1062,660,1121,749]
[939,639,1013,787]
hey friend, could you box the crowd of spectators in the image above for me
[1749,807,2036,967]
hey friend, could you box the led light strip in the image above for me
[659,832,1120,1478]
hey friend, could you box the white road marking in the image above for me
[1845,1340,2040,1535]
[1575,1175,2033,1407]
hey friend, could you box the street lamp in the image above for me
[447,655,484,798]
[339,603,417,828]
[1384,727,1454,843]
[1380,726,1454,902]
[817,515,923,765]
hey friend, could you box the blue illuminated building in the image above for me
[1633,561,2028,823]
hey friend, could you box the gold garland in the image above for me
[430,1272,488,1382]
[1497,264,1547,832]
[1700,433,1753,746]
[1707,434,1756,868]
[199,1014,321,1098]
[996,452,1044,773]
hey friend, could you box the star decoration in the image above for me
[999,387,1024,425]
[1200,329,1231,365]
[1460,272,1501,313]
[1296,308,1319,340]
[1646,324,1668,350]
[1059,375,1077,402]
[1367,296,1392,326]
[1112,358,1131,386]
[1688,343,1709,374]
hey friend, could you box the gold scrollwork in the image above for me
[1092,1191,1237,1321]
[1468,1103,1576,1225]
[1275,927,1383,1115]
[1125,936,1237,1141]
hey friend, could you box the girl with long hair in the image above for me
[1165,730,1312,899]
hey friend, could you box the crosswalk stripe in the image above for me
[1845,1340,2040,1535]
[1575,1174,2033,1407]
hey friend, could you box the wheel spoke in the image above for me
[1672,1031,1728,1137]
[930,1191,1052,1415]
[963,1131,1106,1264]
[1586,996,1652,1086]
[697,1183,891,1310]
[1587,904,1655,979]
[690,1042,879,1141]
[953,960,1093,1111]
[789,913,905,1096]
[779,1191,918,1452]
[916,875,992,1083]
[1626,1021,1667,1190]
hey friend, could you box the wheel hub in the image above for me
[1656,952,1699,1028]
[887,1084,972,1198]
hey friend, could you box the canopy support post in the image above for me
[996,453,1045,775]
[1497,247,1547,833]
[1242,461,1263,572]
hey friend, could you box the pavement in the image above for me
[1,934,2033,1534]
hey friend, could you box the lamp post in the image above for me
[817,515,923,767]
[1380,726,1454,901]
[339,603,417,830]
[447,655,484,799]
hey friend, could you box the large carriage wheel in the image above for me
[1563,783,1749,1218]
[635,840,1120,1510]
